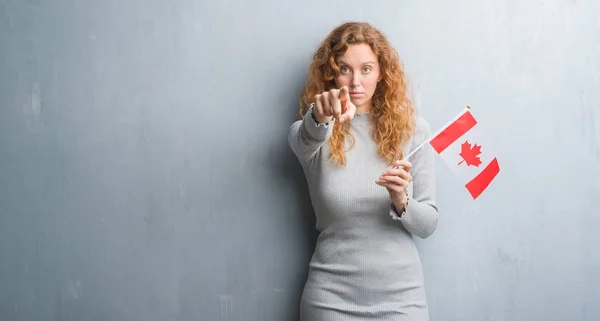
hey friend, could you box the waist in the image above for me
[311,228,420,271]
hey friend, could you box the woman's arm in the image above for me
[288,104,334,165]
[390,116,439,238]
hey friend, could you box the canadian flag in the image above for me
[428,108,500,199]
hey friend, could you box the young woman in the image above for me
[288,22,439,320]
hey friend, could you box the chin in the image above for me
[350,98,369,108]
[350,97,364,104]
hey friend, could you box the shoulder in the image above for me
[412,114,433,146]
[408,114,436,174]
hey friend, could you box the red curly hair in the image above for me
[298,21,416,167]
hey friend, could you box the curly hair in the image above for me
[298,21,416,167]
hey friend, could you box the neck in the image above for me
[356,101,372,114]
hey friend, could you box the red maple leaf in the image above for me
[458,141,483,167]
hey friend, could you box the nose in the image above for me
[351,73,361,88]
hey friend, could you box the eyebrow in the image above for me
[337,60,376,65]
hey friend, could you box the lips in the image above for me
[350,92,364,97]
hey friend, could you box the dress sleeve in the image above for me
[288,104,334,165]
[389,116,439,238]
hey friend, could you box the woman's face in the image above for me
[334,43,381,113]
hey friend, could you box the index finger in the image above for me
[393,160,412,171]
[339,86,351,102]
[328,90,343,119]
[339,101,356,123]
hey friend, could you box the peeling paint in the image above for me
[23,82,42,128]
[219,295,233,320]
[1,0,13,29]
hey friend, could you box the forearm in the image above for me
[390,197,438,238]
[288,104,334,164]
[390,116,439,238]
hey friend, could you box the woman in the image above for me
[288,22,439,320]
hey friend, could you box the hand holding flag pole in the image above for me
[393,105,499,199]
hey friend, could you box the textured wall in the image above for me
[1,0,599,320]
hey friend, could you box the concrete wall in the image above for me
[1,0,599,320]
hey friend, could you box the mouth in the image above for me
[349,92,364,97]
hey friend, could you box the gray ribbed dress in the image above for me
[288,106,439,321]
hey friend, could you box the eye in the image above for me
[362,66,372,73]
[340,66,350,74]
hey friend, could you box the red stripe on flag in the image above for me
[430,111,478,154]
[465,157,500,199]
